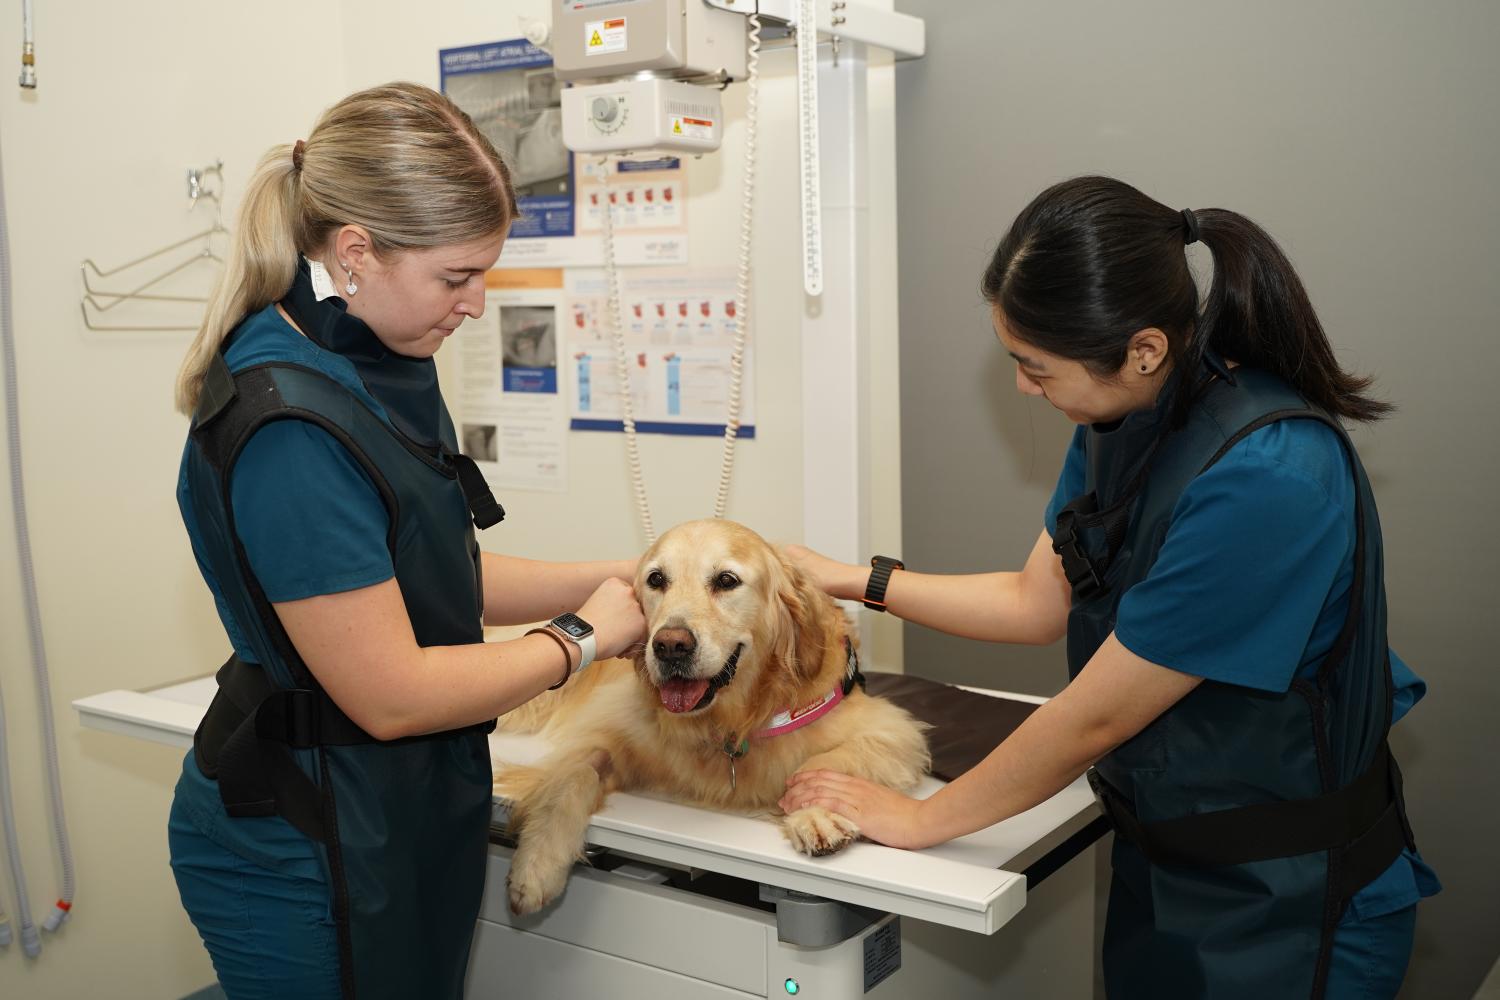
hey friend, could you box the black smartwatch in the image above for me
[863,555,904,612]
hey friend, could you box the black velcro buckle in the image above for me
[255,689,322,749]
[450,451,506,529]
[1053,508,1106,600]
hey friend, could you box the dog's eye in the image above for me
[713,571,741,592]
[646,570,667,590]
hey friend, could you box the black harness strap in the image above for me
[1088,743,1408,896]
[1052,494,1110,600]
[1052,434,1164,601]
[448,450,506,529]
[841,636,866,696]
[194,656,386,841]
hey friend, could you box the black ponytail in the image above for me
[982,176,1391,424]
[1192,207,1390,421]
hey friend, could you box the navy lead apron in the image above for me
[184,270,506,999]
[1052,366,1415,999]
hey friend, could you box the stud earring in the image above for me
[1140,364,1149,373]
[342,263,358,297]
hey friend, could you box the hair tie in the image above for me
[292,139,306,171]
[1180,207,1200,246]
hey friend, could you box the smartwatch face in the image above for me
[553,612,593,639]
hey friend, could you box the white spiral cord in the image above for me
[598,157,658,544]
[600,13,761,545]
[713,13,760,520]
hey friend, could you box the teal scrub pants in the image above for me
[168,798,342,1000]
[1326,901,1417,999]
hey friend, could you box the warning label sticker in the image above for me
[585,17,627,56]
[669,115,715,140]
[863,918,902,992]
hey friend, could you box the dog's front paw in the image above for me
[506,848,570,916]
[782,807,860,857]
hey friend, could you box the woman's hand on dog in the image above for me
[578,577,647,660]
[782,545,868,602]
[780,769,934,850]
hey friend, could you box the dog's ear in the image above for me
[772,551,832,683]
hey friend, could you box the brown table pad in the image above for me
[863,671,1041,782]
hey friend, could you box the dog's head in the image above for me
[633,520,841,726]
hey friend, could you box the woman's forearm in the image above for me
[813,531,1069,645]
[872,568,1057,644]
[914,695,1107,845]
[912,635,1204,846]
[481,552,636,625]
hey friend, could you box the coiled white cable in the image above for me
[600,14,761,544]
[714,12,760,520]
[598,157,657,544]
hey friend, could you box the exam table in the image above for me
[77,667,1104,999]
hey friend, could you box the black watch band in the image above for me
[863,555,905,612]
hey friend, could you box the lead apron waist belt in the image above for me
[1087,743,1411,899]
[194,655,489,843]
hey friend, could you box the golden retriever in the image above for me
[495,519,930,916]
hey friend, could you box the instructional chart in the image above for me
[563,267,754,437]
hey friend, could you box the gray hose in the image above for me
[1,107,73,958]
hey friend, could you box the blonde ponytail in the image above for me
[174,146,300,414]
[174,82,518,415]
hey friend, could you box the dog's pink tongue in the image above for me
[659,678,710,713]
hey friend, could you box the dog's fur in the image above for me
[495,519,930,915]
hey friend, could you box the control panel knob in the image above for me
[591,97,619,123]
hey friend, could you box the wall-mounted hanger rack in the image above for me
[80,160,228,332]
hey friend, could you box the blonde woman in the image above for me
[168,83,645,999]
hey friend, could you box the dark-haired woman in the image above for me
[782,176,1438,998]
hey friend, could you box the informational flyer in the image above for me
[563,267,755,437]
[439,40,574,239]
[454,269,570,493]
[439,40,688,268]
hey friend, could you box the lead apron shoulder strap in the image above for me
[1084,408,1414,901]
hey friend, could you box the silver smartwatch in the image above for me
[546,612,597,673]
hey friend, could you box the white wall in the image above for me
[0,2,903,997]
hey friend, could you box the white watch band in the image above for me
[575,631,597,671]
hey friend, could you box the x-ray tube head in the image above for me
[550,0,748,84]
[552,0,748,155]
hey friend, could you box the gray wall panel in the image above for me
[894,3,1499,997]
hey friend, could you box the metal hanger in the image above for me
[80,161,228,331]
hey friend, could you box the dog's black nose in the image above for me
[652,627,697,666]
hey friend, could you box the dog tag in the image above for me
[728,755,737,793]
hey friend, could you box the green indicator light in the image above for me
[784,978,800,995]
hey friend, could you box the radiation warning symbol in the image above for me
[589,30,603,47]
[672,119,683,135]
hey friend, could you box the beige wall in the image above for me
[0,2,902,997]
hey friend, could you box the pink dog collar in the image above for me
[751,635,864,740]
[753,685,845,739]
